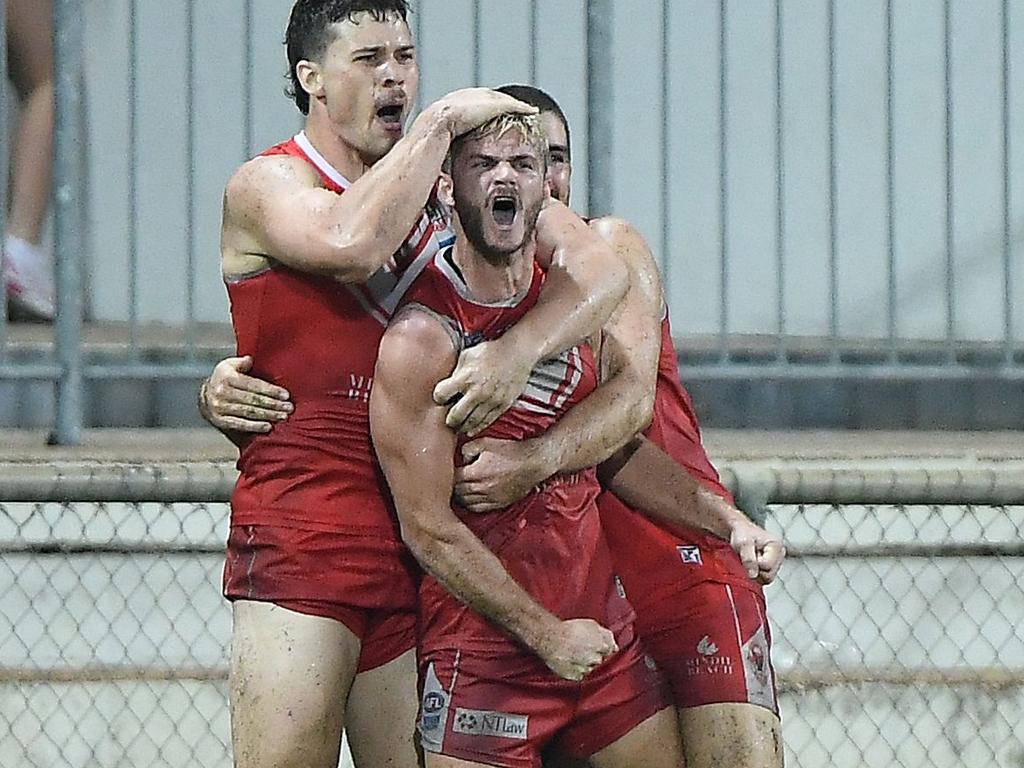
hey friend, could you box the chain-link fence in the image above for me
[2,464,1023,767]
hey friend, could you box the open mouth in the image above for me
[375,103,404,127]
[491,196,518,228]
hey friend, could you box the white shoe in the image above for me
[4,235,55,321]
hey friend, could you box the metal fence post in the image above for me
[0,0,8,347]
[51,0,85,445]
[586,0,614,217]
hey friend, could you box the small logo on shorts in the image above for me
[453,708,528,740]
[678,545,702,565]
[697,635,719,656]
[614,575,627,599]
[419,663,451,750]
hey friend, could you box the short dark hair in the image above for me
[496,84,570,160]
[285,0,411,115]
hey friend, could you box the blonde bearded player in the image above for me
[208,2,627,767]
[371,111,685,768]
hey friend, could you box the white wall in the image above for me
[78,1,1024,343]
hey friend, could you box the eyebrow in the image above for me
[470,152,538,164]
[351,44,415,56]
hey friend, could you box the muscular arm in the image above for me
[222,107,452,283]
[433,200,629,435]
[222,88,536,283]
[599,436,786,584]
[370,311,616,680]
[456,218,663,510]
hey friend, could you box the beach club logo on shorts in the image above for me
[453,708,529,740]
[697,635,719,656]
[687,635,734,678]
[677,545,702,565]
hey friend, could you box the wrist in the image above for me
[525,437,560,484]
[197,379,212,420]
[416,103,455,143]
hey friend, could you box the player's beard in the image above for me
[453,192,543,266]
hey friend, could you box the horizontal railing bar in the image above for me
[4,541,1018,559]
[5,665,1021,688]
[724,467,1024,506]
[0,365,62,380]
[780,666,1024,691]
[2,465,1022,505]
[676,363,1024,381]
[0,541,224,555]
[786,542,1024,558]
[84,364,216,379]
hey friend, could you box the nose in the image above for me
[492,161,517,183]
[380,56,405,87]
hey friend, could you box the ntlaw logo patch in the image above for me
[452,708,528,740]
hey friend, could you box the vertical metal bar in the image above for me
[587,0,615,217]
[529,0,538,85]
[472,0,481,86]
[1002,0,1013,365]
[127,0,139,355]
[243,0,254,157]
[52,0,85,445]
[414,0,424,114]
[718,0,729,361]
[775,0,786,361]
[660,0,671,288]
[885,0,897,362]
[184,0,196,359]
[943,0,956,362]
[827,0,839,362]
[0,0,8,354]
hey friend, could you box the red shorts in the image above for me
[222,523,419,672]
[417,635,671,768]
[634,581,778,714]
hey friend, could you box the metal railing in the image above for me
[1,463,1022,767]
[1,1,1021,438]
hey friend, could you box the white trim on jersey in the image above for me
[293,131,352,190]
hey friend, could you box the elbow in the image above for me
[631,386,655,435]
[324,246,384,284]
[398,514,451,567]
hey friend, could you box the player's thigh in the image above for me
[345,648,419,768]
[424,756,493,768]
[678,703,783,768]
[588,707,683,768]
[230,599,361,768]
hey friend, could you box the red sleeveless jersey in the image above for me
[227,132,455,534]
[599,314,755,611]
[402,247,635,655]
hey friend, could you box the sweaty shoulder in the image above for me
[533,198,590,269]
[377,307,460,391]
[589,215,665,314]
[220,155,325,279]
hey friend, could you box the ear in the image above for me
[295,60,324,103]
[437,172,454,206]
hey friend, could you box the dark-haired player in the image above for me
[211,4,626,767]
[454,85,785,768]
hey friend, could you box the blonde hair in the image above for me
[448,113,548,172]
